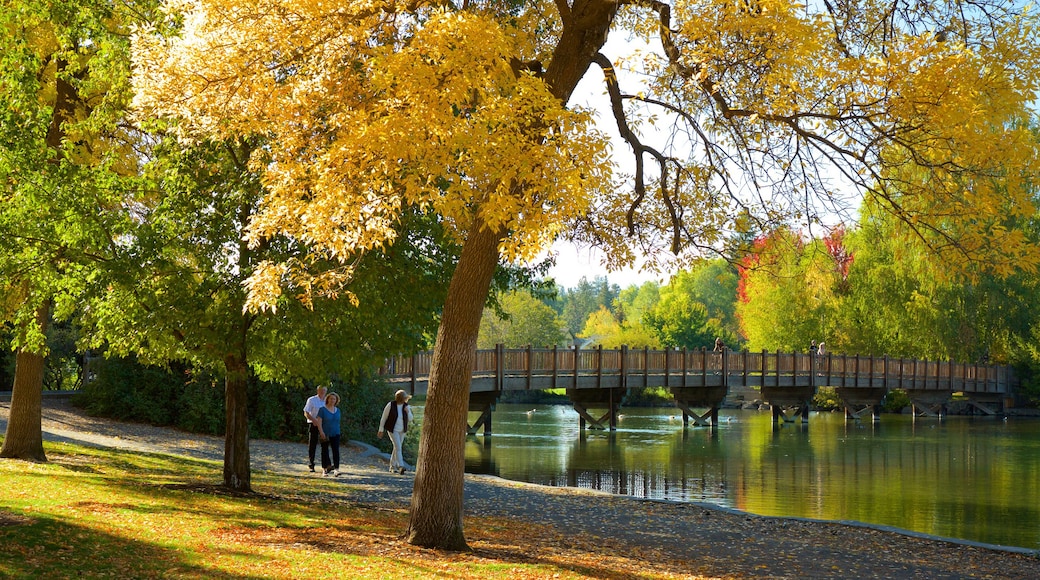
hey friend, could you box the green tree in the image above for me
[131,0,1040,551]
[736,229,838,352]
[671,260,741,342]
[643,291,721,350]
[580,305,659,348]
[558,276,618,341]
[0,0,149,460]
[80,137,456,490]
[478,290,568,348]
[615,281,660,327]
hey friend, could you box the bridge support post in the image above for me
[835,387,886,423]
[844,403,880,423]
[905,390,950,419]
[771,403,810,424]
[568,388,625,431]
[670,386,726,428]
[467,391,500,436]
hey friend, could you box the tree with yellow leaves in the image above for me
[132,0,1040,550]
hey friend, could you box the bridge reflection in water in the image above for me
[458,404,1040,551]
[383,346,1018,430]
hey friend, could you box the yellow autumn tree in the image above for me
[132,0,1040,550]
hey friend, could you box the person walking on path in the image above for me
[303,385,327,472]
[378,389,413,474]
[314,392,342,477]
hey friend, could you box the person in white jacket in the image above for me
[378,389,414,474]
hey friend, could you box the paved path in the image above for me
[3,399,1040,579]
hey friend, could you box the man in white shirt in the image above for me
[303,385,328,472]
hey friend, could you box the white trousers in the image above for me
[389,430,409,471]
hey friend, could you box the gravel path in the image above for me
[4,398,1040,578]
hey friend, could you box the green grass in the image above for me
[0,441,688,579]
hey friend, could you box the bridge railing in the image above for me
[379,346,1014,395]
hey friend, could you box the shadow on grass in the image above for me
[3,442,684,579]
[0,514,269,579]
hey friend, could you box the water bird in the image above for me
[525,409,536,416]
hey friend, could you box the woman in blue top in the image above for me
[315,392,342,477]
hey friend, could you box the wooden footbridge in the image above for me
[379,345,1017,432]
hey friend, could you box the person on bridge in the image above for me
[303,384,328,473]
[714,337,725,352]
[378,389,414,475]
[817,342,826,356]
[314,392,342,477]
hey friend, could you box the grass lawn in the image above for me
[0,441,693,579]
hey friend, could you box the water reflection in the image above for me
[461,403,1040,549]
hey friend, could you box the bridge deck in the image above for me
[381,346,1013,398]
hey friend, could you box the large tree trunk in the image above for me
[405,5,615,549]
[407,220,504,550]
[0,302,51,461]
[223,344,251,491]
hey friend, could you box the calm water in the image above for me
[450,404,1040,550]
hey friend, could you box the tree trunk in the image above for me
[405,5,616,549]
[223,346,251,492]
[407,219,504,550]
[0,302,50,461]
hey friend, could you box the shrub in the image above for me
[76,356,396,443]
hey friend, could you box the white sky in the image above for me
[543,34,669,291]
[545,241,665,290]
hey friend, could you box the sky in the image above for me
[544,241,666,290]
[542,35,669,292]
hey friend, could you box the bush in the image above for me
[623,386,673,407]
[76,356,397,443]
[812,387,842,411]
[882,389,911,413]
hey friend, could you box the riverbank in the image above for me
[2,399,1039,578]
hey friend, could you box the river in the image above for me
[442,403,1040,550]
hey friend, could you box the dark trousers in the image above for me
[320,435,341,472]
[308,424,321,467]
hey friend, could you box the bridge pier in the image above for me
[761,386,815,424]
[836,387,886,423]
[905,390,950,418]
[670,386,727,427]
[568,387,625,430]
[467,391,499,435]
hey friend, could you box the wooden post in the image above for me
[410,352,417,395]
[761,349,768,388]
[810,348,816,389]
[699,346,706,386]
[597,345,603,389]
[552,345,558,389]
[495,344,504,391]
[742,350,748,386]
[526,344,533,390]
[826,352,832,384]
[664,348,670,388]
[622,345,630,390]
[681,346,688,387]
[722,347,729,389]
[775,350,781,386]
[573,344,580,390]
[643,346,650,388]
